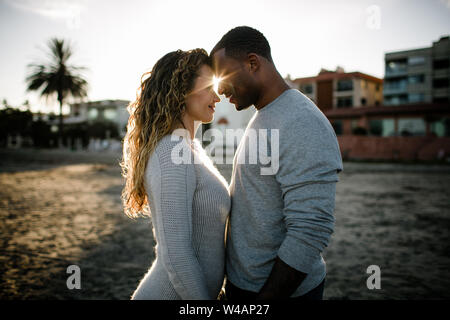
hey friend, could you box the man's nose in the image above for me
[212,91,220,103]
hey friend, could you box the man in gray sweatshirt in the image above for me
[211,26,343,300]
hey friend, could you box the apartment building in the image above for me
[291,67,383,112]
[384,36,450,105]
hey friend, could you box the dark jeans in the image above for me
[225,279,325,301]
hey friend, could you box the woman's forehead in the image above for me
[197,64,214,80]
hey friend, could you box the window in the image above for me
[331,120,343,135]
[408,93,425,103]
[408,74,425,84]
[337,79,353,91]
[398,118,426,136]
[88,108,98,120]
[408,56,425,66]
[384,94,408,106]
[72,105,80,116]
[386,59,407,75]
[337,96,353,108]
[433,97,449,103]
[376,84,380,91]
[361,98,367,106]
[104,109,117,121]
[430,118,450,137]
[384,78,408,91]
[433,59,449,69]
[433,78,449,89]
[300,83,313,94]
[369,119,395,136]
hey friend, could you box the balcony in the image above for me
[383,94,408,106]
[385,67,408,78]
[385,60,408,78]
[383,80,408,95]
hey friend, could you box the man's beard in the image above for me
[235,103,252,111]
[234,91,257,111]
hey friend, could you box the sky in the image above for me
[0,0,449,114]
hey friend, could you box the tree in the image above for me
[26,38,88,137]
[0,107,33,147]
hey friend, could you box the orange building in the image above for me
[289,66,450,161]
[290,67,383,112]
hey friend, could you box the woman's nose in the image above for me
[213,92,220,103]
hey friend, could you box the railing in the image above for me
[385,68,408,77]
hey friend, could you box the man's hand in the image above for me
[256,256,307,300]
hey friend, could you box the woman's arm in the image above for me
[150,140,210,299]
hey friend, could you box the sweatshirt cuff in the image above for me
[277,235,320,274]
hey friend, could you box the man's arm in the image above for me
[257,112,341,300]
[256,256,307,300]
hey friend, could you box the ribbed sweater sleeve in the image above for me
[275,112,340,274]
[151,139,210,299]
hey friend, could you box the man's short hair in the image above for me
[211,26,273,63]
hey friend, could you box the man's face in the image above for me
[212,48,259,111]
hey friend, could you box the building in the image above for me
[69,100,130,137]
[290,67,383,112]
[384,36,450,105]
[288,37,450,161]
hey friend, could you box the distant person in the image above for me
[211,26,343,300]
[121,49,230,299]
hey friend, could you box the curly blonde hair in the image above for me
[120,49,211,218]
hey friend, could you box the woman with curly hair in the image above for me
[121,49,230,299]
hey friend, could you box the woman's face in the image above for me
[184,64,220,124]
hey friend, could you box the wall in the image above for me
[337,135,450,161]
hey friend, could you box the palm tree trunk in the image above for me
[58,92,64,139]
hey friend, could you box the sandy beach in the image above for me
[1,148,449,300]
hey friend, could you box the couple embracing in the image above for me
[121,26,343,300]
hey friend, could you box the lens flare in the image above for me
[213,76,221,94]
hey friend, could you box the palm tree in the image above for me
[26,38,88,137]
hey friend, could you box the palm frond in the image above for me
[26,37,89,103]
[48,38,73,65]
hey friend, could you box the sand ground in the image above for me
[1,148,449,300]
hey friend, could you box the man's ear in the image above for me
[247,53,260,73]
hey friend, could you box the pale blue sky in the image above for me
[0,0,449,113]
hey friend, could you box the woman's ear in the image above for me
[247,53,260,73]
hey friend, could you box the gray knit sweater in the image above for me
[131,133,230,300]
[226,89,343,297]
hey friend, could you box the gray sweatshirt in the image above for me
[226,89,343,297]
[132,134,230,300]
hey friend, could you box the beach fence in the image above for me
[86,138,122,152]
[5,133,122,153]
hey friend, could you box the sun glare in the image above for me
[213,76,221,94]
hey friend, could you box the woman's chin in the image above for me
[201,115,214,124]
